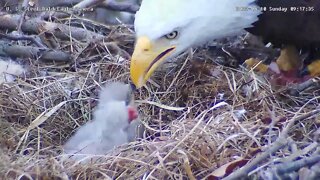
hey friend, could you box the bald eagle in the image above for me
[130,0,320,88]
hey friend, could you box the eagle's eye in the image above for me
[165,31,178,39]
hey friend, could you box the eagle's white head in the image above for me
[130,0,260,88]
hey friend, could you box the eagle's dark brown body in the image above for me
[246,0,320,50]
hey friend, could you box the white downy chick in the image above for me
[63,82,139,161]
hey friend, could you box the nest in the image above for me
[0,22,320,179]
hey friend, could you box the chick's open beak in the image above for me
[130,36,175,88]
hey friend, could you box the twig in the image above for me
[269,154,320,175]
[42,0,138,20]
[288,78,320,96]
[53,0,139,13]
[0,13,105,41]
[164,50,193,96]
[41,0,105,19]
[223,107,320,180]
[100,0,139,13]
[0,41,72,62]
[178,150,196,180]
[74,0,105,9]
[0,33,46,48]
[282,142,319,163]
[17,0,30,33]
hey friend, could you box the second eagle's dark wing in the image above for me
[246,0,320,48]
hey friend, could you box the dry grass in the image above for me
[0,23,319,179]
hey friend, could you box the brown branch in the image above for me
[17,12,27,34]
[275,154,320,174]
[17,0,31,34]
[223,107,320,180]
[0,13,104,41]
[0,41,72,62]
[262,153,320,178]
[73,0,105,9]
[288,78,320,96]
[42,0,139,20]
[99,0,139,13]
[41,0,106,19]
[54,0,139,13]
[0,33,46,48]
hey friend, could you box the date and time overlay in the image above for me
[236,5,315,12]
[3,4,317,13]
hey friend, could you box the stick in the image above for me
[41,0,139,20]
[100,0,139,13]
[274,155,320,174]
[41,0,105,19]
[0,13,104,41]
[0,33,46,48]
[223,107,320,180]
[0,41,72,62]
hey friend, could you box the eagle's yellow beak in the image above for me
[130,36,175,88]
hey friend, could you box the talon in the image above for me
[244,58,269,73]
[276,45,301,72]
[302,60,320,77]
